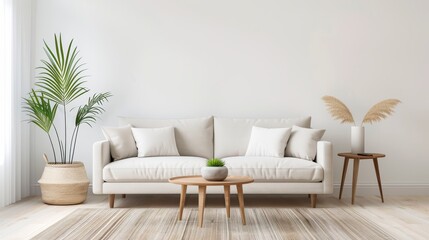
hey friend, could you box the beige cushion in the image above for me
[102,125,137,160]
[119,116,213,159]
[214,117,311,158]
[131,127,179,157]
[245,126,291,157]
[103,156,207,181]
[285,126,325,160]
[222,156,323,182]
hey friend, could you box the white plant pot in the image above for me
[201,166,228,181]
[351,126,365,154]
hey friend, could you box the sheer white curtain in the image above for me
[0,0,31,208]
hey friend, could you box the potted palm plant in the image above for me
[23,34,112,205]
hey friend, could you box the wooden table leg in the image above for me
[373,158,385,203]
[236,184,246,225]
[339,157,349,199]
[178,185,187,220]
[352,159,360,204]
[224,185,230,218]
[198,185,206,227]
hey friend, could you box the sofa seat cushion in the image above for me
[103,157,207,182]
[222,156,323,182]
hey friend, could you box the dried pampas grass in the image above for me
[322,96,355,125]
[362,99,401,124]
[322,96,401,125]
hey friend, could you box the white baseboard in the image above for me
[31,184,42,196]
[333,183,429,196]
[31,183,429,196]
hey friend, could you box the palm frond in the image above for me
[35,34,89,105]
[362,99,401,124]
[23,89,58,132]
[322,96,355,124]
[75,92,112,127]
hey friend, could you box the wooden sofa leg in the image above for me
[122,194,126,198]
[109,194,115,208]
[310,194,317,208]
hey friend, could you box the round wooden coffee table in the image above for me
[169,175,254,227]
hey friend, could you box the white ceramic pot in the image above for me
[201,166,228,181]
[38,161,89,205]
[351,126,365,154]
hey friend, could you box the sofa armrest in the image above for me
[316,141,333,194]
[92,140,111,194]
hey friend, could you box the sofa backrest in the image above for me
[214,117,311,158]
[119,116,213,159]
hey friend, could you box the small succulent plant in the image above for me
[207,158,225,167]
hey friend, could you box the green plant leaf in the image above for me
[75,92,112,127]
[207,158,225,167]
[35,34,88,105]
[23,89,57,133]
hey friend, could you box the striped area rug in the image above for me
[32,208,396,240]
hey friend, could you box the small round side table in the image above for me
[337,153,386,204]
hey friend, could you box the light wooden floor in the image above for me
[0,194,428,239]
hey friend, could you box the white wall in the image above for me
[30,0,429,195]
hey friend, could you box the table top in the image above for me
[168,175,254,186]
[338,152,386,159]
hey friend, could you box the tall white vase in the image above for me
[351,126,365,154]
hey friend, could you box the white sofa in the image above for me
[93,116,333,208]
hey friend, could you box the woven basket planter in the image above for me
[38,161,89,205]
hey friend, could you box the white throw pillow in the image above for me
[131,126,180,157]
[245,126,292,157]
[102,125,138,161]
[285,126,325,160]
